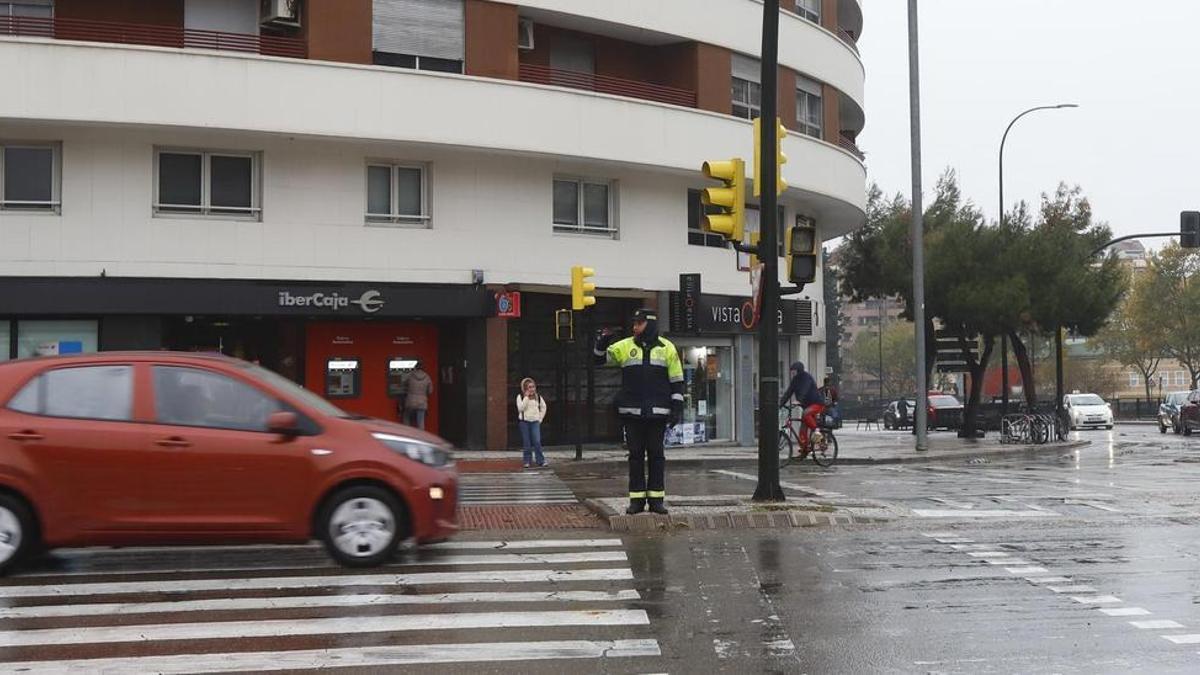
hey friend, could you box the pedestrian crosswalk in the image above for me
[0,537,661,673]
[460,471,579,505]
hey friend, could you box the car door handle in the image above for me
[7,431,43,441]
[155,437,192,448]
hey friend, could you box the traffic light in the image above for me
[700,158,746,242]
[785,222,817,285]
[555,309,573,341]
[753,117,788,197]
[1182,211,1200,249]
[571,265,596,310]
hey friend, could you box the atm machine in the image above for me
[325,358,361,399]
[387,357,419,398]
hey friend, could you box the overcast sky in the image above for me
[857,0,1200,242]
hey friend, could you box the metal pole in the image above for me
[999,103,1077,416]
[753,0,784,502]
[1055,325,1065,416]
[574,310,583,461]
[878,300,884,401]
[907,0,928,451]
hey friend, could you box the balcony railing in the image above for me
[0,15,307,60]
[838,135,865,161]
[836,28,860,54]
[519,63,696,109]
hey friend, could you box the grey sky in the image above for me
[857,0,1200,242]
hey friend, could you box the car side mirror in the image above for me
[267,411,301,437]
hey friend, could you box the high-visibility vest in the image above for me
[599,336,684,419]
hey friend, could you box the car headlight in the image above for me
[372,433,454,468]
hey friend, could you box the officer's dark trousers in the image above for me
[624,419,667,501]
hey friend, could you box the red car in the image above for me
[0,352,458,574]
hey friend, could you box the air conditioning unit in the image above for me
[518,18,534,50]
[261,0,301,27]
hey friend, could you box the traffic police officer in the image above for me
[595,309,684,515]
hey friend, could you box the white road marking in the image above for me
[950,544,991,550]
[1047,585,1097,594]
[986,559,1031,566]
[913,509,1053,518]
[0,567,636,598]
[1026,576,1072,584]
[0,639,663,673]
[423,539,624,550]
[1130,620,1183,630]
[934,538,975,544]
[921,532,959,538]
[461,499,579,505]
[967,552,1009,558]
[412,551,628,566]
[1162,634,1200,644]
[1006,566,1049,574]
[1100,607,1152,616]
[0,589,645,620]
[0,609,651,647]
[711,470,845,498]
[1071,595,1123,605]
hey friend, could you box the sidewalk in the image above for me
[455,427,1090,471]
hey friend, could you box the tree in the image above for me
[1135,243,1200,386]
[1063,356,1119,399]
[1091,269,1162,402]
[846,320,915,399]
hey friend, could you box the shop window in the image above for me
[553,177,616,238]
[0,142,60,213]
[0,1,52,18]
[14,320,97,359]
[153,366,282,432]
[155,148,261,220]
[0,321,9,361]
[687,189,728,249]
[9,365,133,422]
[366,162,429,227]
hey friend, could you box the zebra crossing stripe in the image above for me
[0,589,645,620]
[0,567,636,599]
[0,610,651,648]
[463,499,578,505]
[406,551,628,566]
[422,539,623,550]
[0,639,664,673]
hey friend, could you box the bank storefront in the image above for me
[0,277,495,448]
[665,280,816,447]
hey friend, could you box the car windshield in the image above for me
[1168,392,1191,405]
[929,395,960,406]
[1070,394,1106,406]
[242,363,355,419]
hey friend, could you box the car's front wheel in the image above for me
[1185,422,1193,437]
[319,486,405,568]
[0,494,35,576]
[1161,422,1168,434]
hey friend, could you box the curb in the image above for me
[581,498,890,532]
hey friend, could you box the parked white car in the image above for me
[1063,393,1114,430]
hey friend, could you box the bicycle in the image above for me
[778,404,839,468]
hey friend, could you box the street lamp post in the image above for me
[998,103,1078,415]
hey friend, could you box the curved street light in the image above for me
[998,103,1079,416]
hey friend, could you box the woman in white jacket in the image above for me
[516,377,548,468]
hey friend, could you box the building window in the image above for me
[687,189,728,249]
[372,0,465,73]
[1128,372,1139,388]
[794,0,820,23]
[732,77,761,120]
[553,178,616,237]
[366,162,429,227]
[0,142,60,213]
[1176,370,1188,387]
[796,76,824,139]
[155,149,260,219]
[0,1,52,18]
[372,51,464,73]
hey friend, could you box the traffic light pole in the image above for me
[752,0,784,502]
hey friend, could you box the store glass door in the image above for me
[681,345,734,442]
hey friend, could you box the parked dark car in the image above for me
[883,400,916,430]
[1178,391,1200,437]
[927,393,964,430]
[1159,391,1193,434]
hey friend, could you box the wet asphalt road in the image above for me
[5,424,1200,673]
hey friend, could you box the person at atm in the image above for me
[595,309,684,516]
[401,361,433,430]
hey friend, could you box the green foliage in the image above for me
[846,320,916,399]
[1135,243,1200,386]
[1091,268,1160,400]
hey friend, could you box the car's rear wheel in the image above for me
[319,486,404,568]
[0,494,35,576]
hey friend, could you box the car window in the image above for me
[1069,394,1106,406]
[6,366,133,421]
[154,366,281,432]
[929,395,960,406]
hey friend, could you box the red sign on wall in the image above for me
[496,291,521,318]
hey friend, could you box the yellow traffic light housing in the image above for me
[753,117,788,197]
[785,222,817,285]
[700,158,746,243]
[571,265,596,310]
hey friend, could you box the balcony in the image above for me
[837,135,865,161]
[835,28,859,54]
[518,63,697,109]
[0,15,306,60]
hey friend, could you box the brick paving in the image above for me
[459,504,604,530]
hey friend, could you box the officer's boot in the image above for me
[626,499,646,515]
[648,498,668,515]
